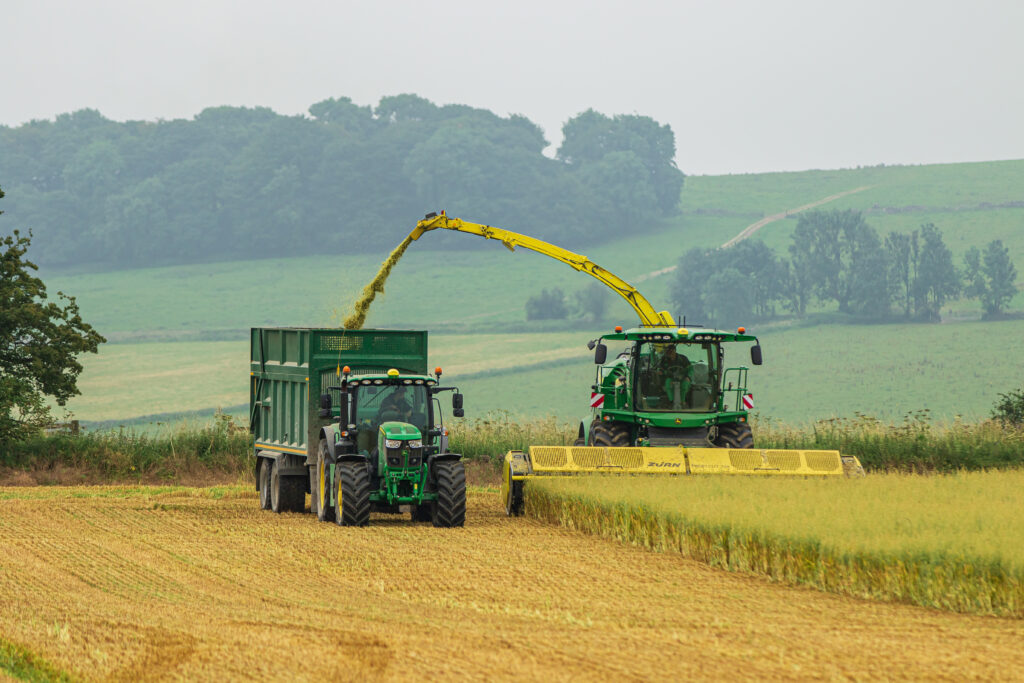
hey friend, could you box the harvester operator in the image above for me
[655,344,693,410]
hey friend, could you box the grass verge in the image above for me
[0,637,73,682]
[526,472,1024,618]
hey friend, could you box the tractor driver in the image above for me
[379,388,413,423]
[654,344,694,409]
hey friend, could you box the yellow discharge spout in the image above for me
[342,235,415,329]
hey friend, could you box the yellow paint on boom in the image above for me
[342,235,414,329]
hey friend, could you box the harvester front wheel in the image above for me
[432,461,466,528]
[589,420,631,448]
[334,462,370,527]
[315,440,336,523]
[715,422,754,449]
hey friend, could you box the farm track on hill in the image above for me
[1,487,1022,680]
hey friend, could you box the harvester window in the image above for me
[636,342,718,412]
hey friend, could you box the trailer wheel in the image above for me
[270,460,305,513]
[431,461,466,528]
[258,459,272,510]
[315,440,335,523]
[715,422,754,449]
[334,462,370,527]
[590,420,631,447]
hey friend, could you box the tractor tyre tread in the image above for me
[432,461,467,528]
[336,463,371,527]
[315,440,336,523]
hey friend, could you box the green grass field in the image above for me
[33,158,1024,425]
[63,318,1023,426]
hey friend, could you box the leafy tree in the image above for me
[0,187,105,444]
[572,282,610,323]
[558,109,684,215]
[788,210,886,315]
[887,230,918,318]
[970,240,1018,317]
[992,386,1024,426]
[525,288,569,320]
[702,267,755,328]
[912,224,960,321]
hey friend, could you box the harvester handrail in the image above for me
[410,213,675,327]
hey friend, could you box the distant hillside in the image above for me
[0,96,682,268]
[38,158,1024,342]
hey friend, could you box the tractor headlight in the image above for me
[407,440,422,449]
[385,439,401,449]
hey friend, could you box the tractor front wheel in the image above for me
[589,420,631,447]
[315,440,335,523]
[715,422,754,449]
[334,462,370,527]
[432,461,466,528]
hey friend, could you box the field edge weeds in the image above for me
[0,636,74,682]
[525,487,1024,619]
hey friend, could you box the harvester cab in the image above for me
[315,367,467,527]
[580,325,763,450]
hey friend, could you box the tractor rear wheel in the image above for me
[258,459,272,510]
[715,422,754,449]
[315,440,335,523]
[589,420,632,447]
[334,462,370,527]
[270,460,305,513]
[431,461,466,528]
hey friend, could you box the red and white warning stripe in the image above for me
[590,392,605,409]
[742,394,754,410]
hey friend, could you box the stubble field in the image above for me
[1,486,1023,681]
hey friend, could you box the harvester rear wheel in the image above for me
[589,420,632,448]
[270,460,305,513]
[432,461,466,528]
[315,440,335,523]
[334,462,370,527]
[715,422,754,449]
[258,459,272,510]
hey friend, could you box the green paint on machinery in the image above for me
[250,327,466,527]
[578,325,763,450]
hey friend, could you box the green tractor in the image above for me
[314,367,467,528]
[576,325,763,450]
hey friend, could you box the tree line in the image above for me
[670,209,1018,327]
[0,96,684,268]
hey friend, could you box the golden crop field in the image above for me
[528,471,1024,618]
[1,486,1023,680]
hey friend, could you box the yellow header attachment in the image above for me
[506,446,859,478]
[411,213,674,327]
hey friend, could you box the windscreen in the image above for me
[354,385,430,435]
[635,342,719,412]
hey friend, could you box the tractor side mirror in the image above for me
[594,343,608,365]
[452,393,464,410]
[453,408,465,418]
[318,393,332,418]
[751,344,763,366]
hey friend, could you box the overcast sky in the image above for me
[3,0,1022,175]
